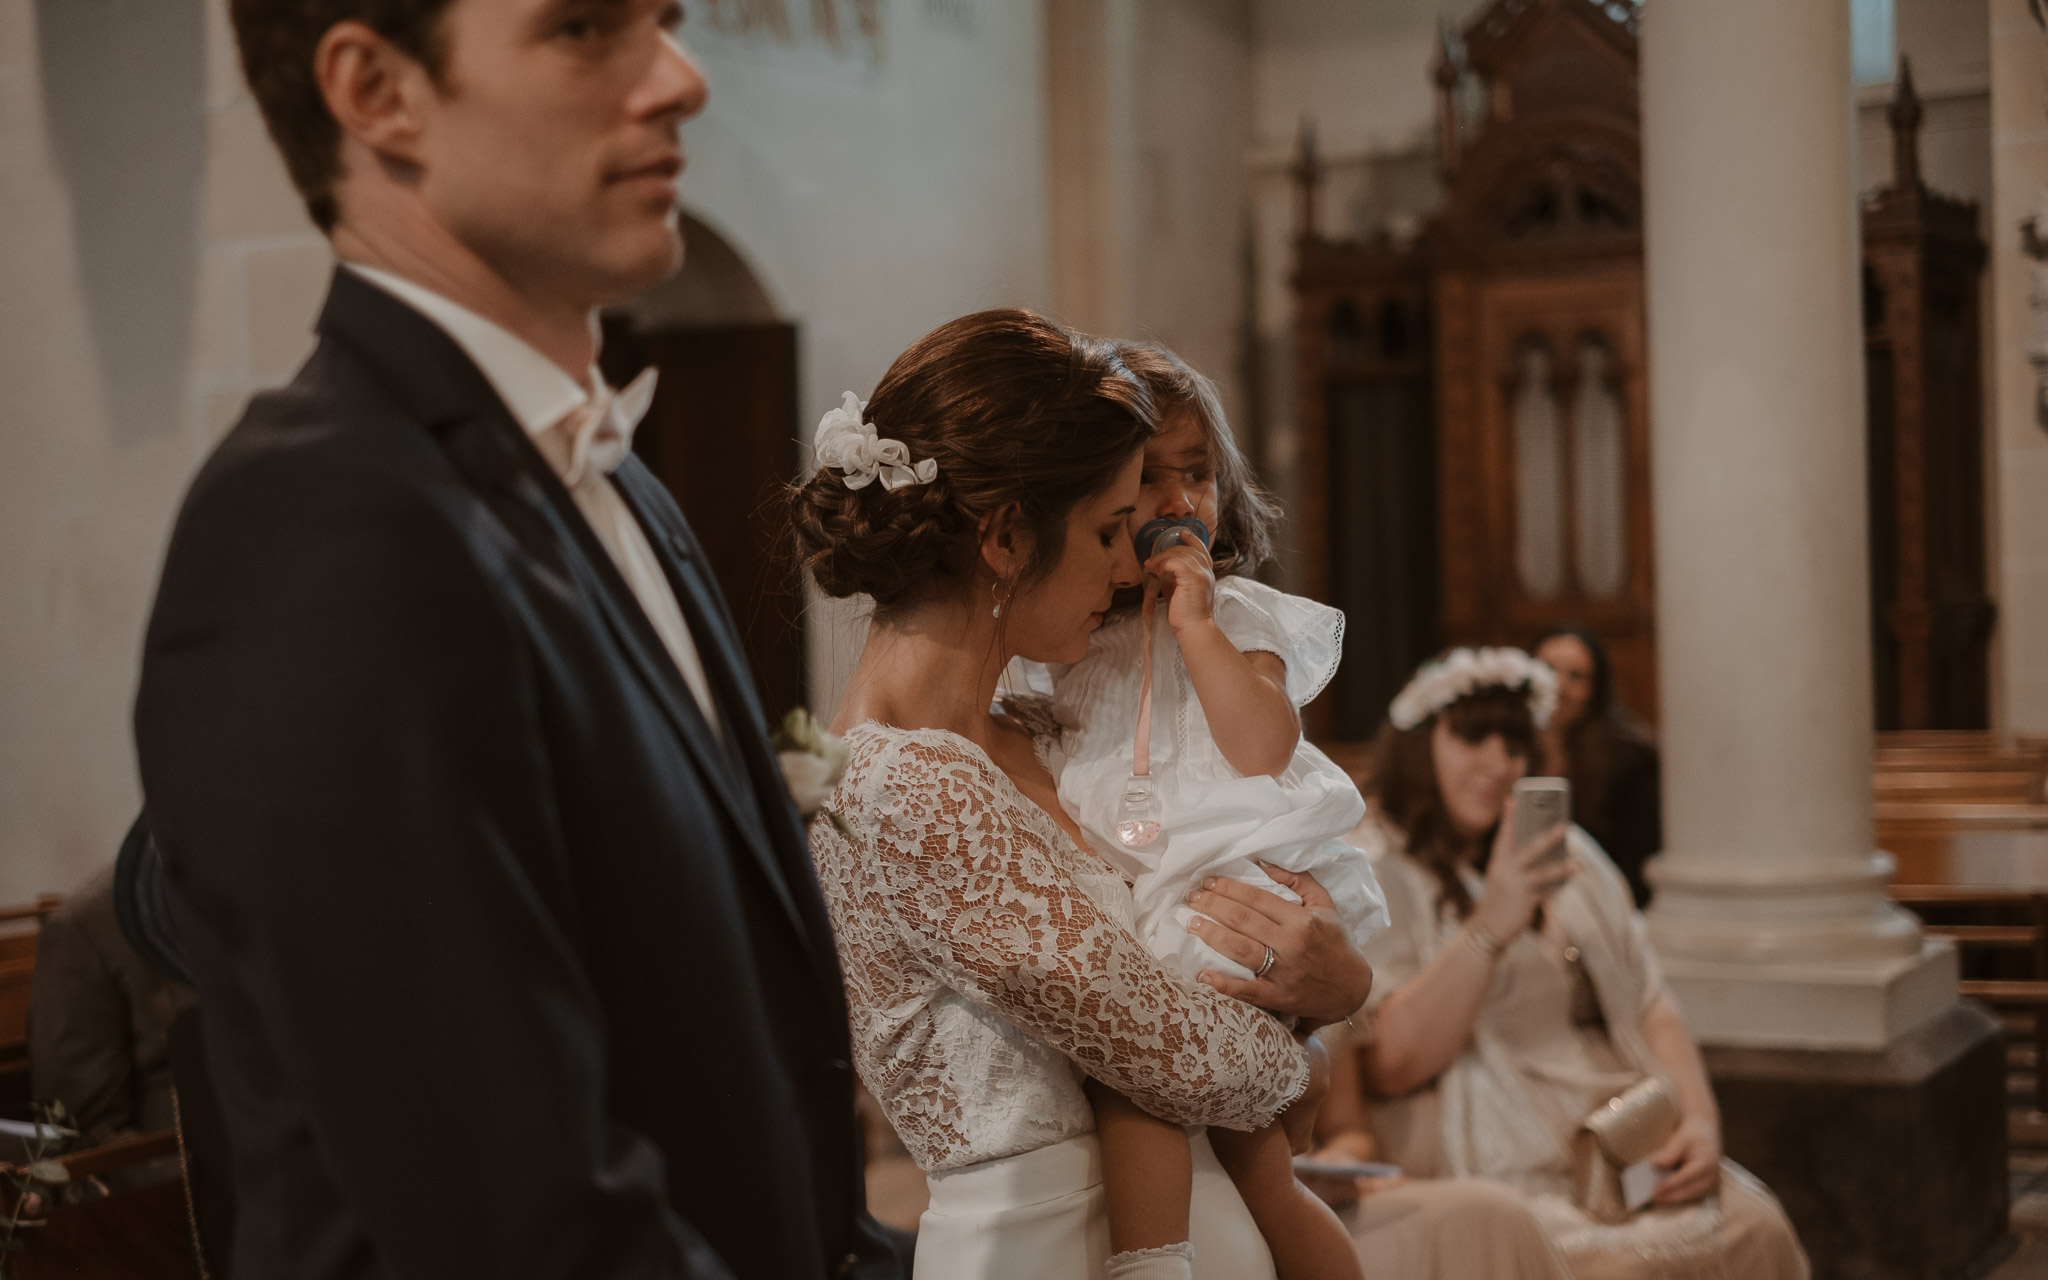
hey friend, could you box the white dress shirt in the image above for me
[345,263,722,737]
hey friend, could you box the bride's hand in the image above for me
[1185,863,1372,1031]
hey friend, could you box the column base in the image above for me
[1663,938,1958,1051]
[1705,1002,2009,1280]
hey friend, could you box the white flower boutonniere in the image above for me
[772,708,855,839]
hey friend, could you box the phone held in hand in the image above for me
[1291,1155,1403,1181]
[1512,776,1571,869]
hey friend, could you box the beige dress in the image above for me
[1347,1177,1573,1278]
[1354,819,1809,1280]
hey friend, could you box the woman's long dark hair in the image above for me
[1530,625,1654,839]
[1365,686,1538,920]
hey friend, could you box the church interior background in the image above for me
[5,0,2048,1274]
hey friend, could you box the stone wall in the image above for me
[0,0,1062,900]
[0,0,328,905]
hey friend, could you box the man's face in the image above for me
[417,0,705,308]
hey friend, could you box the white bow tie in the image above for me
[559,367,659,486]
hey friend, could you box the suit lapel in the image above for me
[609,462,850,992]
[314,271,818,956]
[512,457,815,948]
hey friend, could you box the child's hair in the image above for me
[1114,341,1280,577]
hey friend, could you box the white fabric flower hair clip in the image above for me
[813,391,939,492]
[1388,646,1559,731]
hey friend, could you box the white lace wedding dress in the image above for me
[809,704,1309,1279]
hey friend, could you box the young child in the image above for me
[1050,343,1388,1280]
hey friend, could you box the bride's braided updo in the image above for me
[788,309,1154,612]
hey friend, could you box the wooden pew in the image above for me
[1874,731,2048,826]
[1885,825,2048,1112]
[0,897,63,1119]
[1,1129,188,1279]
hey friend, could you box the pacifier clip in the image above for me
[1115,583,1165,850]
[1114,517,1211,852]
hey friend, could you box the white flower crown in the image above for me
[813,391,939,492]
[1388,646,1558,731]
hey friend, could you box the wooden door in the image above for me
[1324,375,1441,739]
[1437,264,1656,718]
[601,320,807,722]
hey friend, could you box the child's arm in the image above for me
[1146,540,1298,777]
[1086,1078,1193,1256]
[1209,1123,1365,1280]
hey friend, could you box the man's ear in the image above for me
[314,20,437,169]
[978,503,1033,582]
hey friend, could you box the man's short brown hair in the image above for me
[231,0,457,231]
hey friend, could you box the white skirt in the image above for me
[915,1130,1275,1280]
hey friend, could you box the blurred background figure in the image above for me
[1532,626,1662,907]
[28,818,192,1164]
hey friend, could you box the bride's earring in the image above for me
[991,579,1013,619]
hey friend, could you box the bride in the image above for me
[789,309,1374,1279]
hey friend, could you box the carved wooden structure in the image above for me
[1292,0,1990,738]
[1862,61,1994,730]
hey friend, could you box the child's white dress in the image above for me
[1049,577,1389,981]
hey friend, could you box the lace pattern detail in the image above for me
[809,719,1309,1173]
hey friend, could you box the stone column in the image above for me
[1991,0,2048,733]
[1638,0,1955,1050]
[1044,0,1140,337]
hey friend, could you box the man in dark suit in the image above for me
[134,2,898,1276]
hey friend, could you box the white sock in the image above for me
[1107,1242,1195,1280]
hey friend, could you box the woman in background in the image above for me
[1531,626,1662,907]
[1316,649,1807,1280]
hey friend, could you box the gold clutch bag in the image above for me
[1569,1076,1680,1224]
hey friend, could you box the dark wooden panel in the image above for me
[602,321,807,724]
[1291,1,1992,743]
[1325,377,1439,738]
[12,1178,190,1279]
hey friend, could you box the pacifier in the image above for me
[1133,515,1212,561]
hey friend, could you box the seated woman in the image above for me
[1531,626,1662,907]
[1313,648,1808,1280]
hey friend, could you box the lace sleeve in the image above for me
[860,735,1309,1131]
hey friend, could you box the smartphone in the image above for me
[1512,776,1571,868]
[1291,1156,1404,1180]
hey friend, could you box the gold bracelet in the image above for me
[1464,921,1505,960]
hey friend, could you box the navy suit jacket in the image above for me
[135,269,897,1279]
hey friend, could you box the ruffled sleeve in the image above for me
[1210,577,1345,707]
[841,732,1310,1132]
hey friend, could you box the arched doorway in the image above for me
[601,214,806,721]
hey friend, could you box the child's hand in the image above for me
[1144,528,1216,633]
